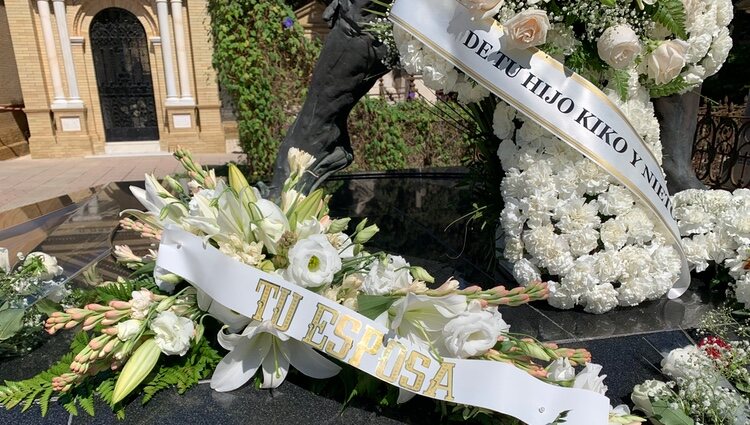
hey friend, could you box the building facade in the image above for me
[4,0,226,158]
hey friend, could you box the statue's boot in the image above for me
[270,20,389,197]
[653,89,707,195]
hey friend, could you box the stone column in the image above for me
[155,0,178,102]
[36,0,65,105]
[51,0,81,105]
[170,0,193,103]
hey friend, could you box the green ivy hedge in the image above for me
[208,0,469,178]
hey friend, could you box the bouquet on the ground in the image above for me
[631,336,750,424]
[0,149,639,423]
[0,248,73,357]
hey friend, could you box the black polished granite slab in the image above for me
[0,172,716,423]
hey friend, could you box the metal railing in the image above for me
[692,97,750,190]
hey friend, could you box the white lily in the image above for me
[211,321,340,391]
[214,180,254,243]
[251,199,290,254]
[129,174,188,224]
[377,292,469,404]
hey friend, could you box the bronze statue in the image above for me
[270,0,390,196]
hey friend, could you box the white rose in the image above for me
[503,9,550,50]
[0,247,9,273]
[284,234,342,289]
[647,40,689,85]
[573,363,608,395]
[130,289,154,320]
[362,255,412,295]
[597,25,642,70]
[150,311,194,356]
[547,358,575,382]
[117,319,143,341]
[24,252,64,280]
[443,301,509,358]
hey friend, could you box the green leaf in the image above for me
[649,77,692,98]
[356,295,399,320]
[35,299,61,316]
[648,0,687,39]
[652,400,694,425]
[611,69,630,102]
[0,308,25,341]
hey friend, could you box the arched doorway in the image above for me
[90,8,159,142]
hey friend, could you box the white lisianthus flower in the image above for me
[442,300,509,358]
[150,311,195,356]
[116,319,143,341]
[573,363,608,395]
[24,252,64,280]
[647,39,689,85]
[284,234,342,289]
[597,24,642,70]
[361,255,413,295]
[288,148,315,176]
[130,289,154,320]
[547,358,575,382]
[503,9,550,50]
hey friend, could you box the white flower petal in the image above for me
[260,343,290,389]
[211,334,271,392]
[285,340,341,379]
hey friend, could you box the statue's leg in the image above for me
[270,21,389,196]
[653,89,707,194]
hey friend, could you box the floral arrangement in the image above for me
[673,189,750,307]
[390,0,733,100]
[0,149,639,424]
[0,248,73,357]
[631,337,750,424]
[383,0,735,313]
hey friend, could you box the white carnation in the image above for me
[150,311,194,356]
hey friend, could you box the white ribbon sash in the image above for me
[157,228,610,424]
[390,0,689,298]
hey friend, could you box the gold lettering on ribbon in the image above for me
[252,279,303,332]
[326,314,361,360]
[424,362,456,402]
[302,303,339,350]
[399,351,431,392]
[375,340,408,384]
[348,325,384,368]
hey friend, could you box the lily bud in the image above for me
[156,297,175,312]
